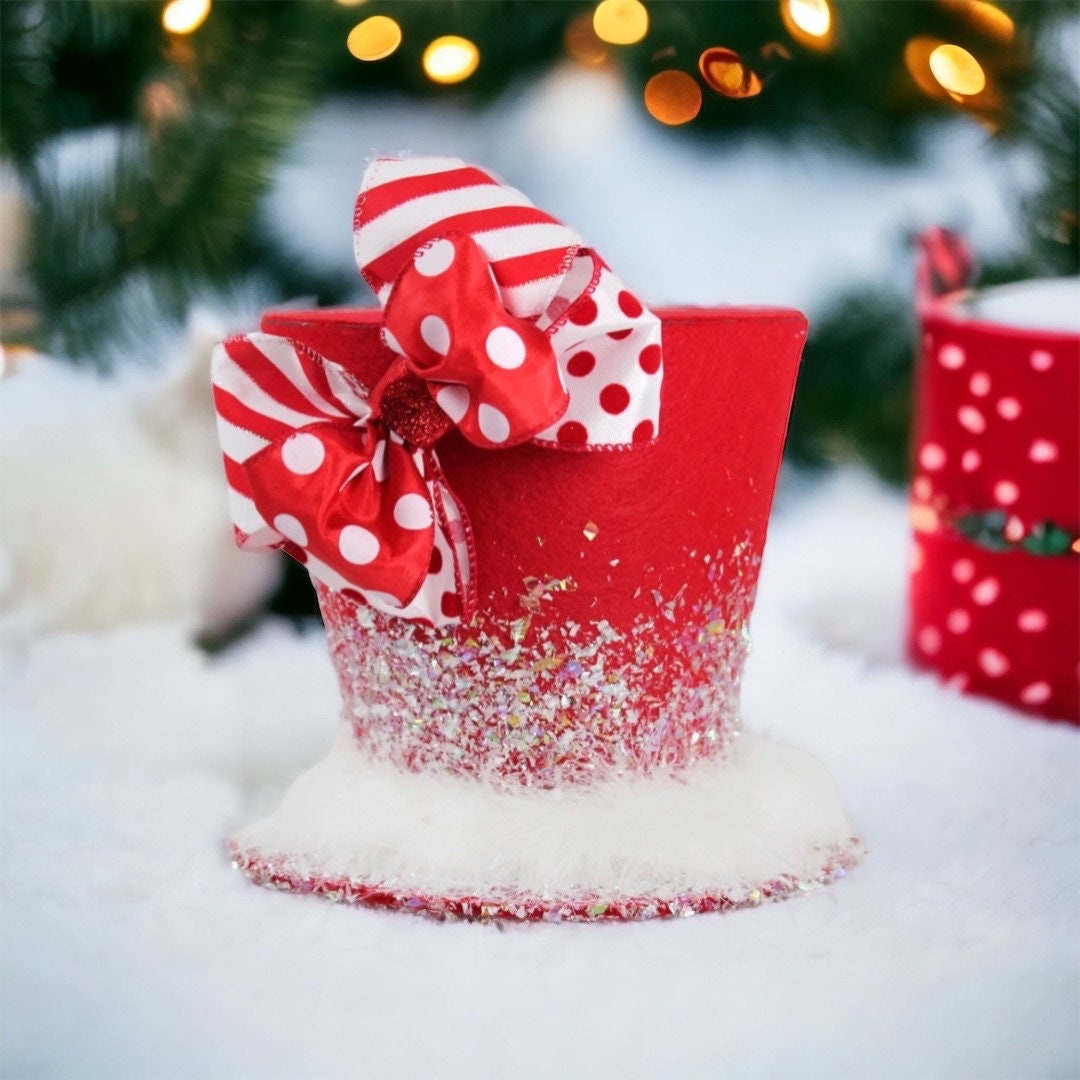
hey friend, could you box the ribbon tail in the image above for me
[354,448,474,627]
[534,252,664,448]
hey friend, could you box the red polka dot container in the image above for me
[212,157,858,921]
[909,229,1080,723]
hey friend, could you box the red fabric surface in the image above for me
[261,306,806,632]
[909,284,1080,723]
[909,531,1079,720]
[916,313,1079,528]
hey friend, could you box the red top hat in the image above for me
[212,158,857,921]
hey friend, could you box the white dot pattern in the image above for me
[281,433,325,475]
[393,493,434,531]
[420,315,451,355]
[273,514,308,546]
[414,238,455,277]
[485,326,526,370]
[478,403,511,444]
[339,525,380,565]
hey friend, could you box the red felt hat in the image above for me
[213,158,857,921]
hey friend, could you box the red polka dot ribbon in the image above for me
[356,156,663,449]
[211,156,664,624]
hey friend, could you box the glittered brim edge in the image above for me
[227,838,862,922]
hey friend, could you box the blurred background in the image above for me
[0,0,1077,636]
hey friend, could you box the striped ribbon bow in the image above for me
[212,156,664,625]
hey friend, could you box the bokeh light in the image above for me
[941,0,1015,45]
[643,70,702,125]
[564,11,610,67]
[592,0,649,47]
[780,0,834,50]
[422,36,480,85]
[347,15,402,62]
[929,43,987,96]
[161,0,211,35]
[698,48,763,99]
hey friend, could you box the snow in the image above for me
[2,470,1077,1079]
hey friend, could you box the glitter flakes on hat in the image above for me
[212,157,663,625]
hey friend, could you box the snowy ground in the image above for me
[3,56,1078,1079]
[2,469,1077,1079]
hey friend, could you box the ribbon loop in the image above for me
[384,233,569,449]
[212,332,472,625]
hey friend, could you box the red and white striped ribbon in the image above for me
[211,156,664,624]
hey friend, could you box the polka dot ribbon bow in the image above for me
[211,155,663,625]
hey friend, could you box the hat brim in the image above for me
[228,728,858,921]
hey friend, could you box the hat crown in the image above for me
[263,306,806,788]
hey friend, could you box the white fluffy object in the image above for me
[232,727,855,905]
[0,314,281,637]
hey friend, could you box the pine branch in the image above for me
[26,0,335,361]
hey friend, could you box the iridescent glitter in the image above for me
[229,841,862,923]
[318,543,760,788]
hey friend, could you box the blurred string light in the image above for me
[940,0,1015,45]
[334,0,368,6]
[347,15,402,61]
[905,36,989,103]
[643,70,702,125]
[564,11,610,67]
[161,0,210,35]
[593,0,648,47]
[423,36,480,85]
[779,0,835,50]
[698,47,763,99]
[929,43,987,96]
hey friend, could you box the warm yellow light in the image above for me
[785,0,830,37]
[334,0,368,6]
[162,0,210,35]
[941,0,1015,45]
[592,0,648,46]
[347,15,402,61]
[698,47,764,99]
[422,36,480,85]
[780,0,834,50]
[928,43,986,96]
[643,70,702,125]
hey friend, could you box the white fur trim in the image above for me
[230,727,855,903]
